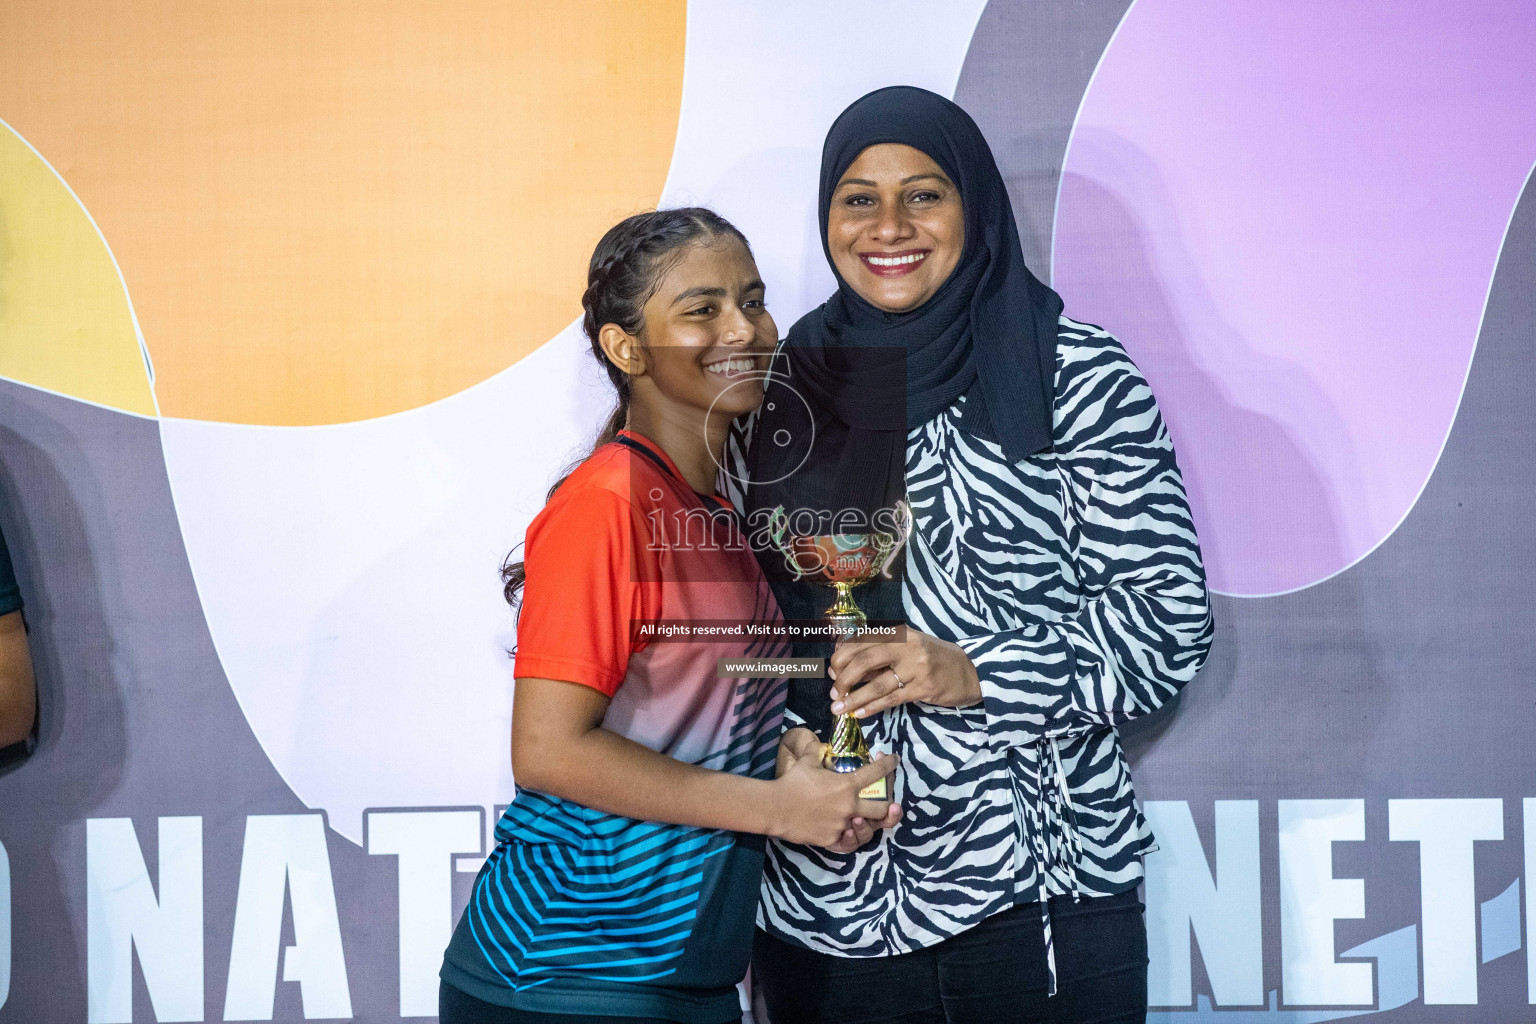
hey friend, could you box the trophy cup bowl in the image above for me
[768,502,912,801]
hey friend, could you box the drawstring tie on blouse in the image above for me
[1032,735,1083,997]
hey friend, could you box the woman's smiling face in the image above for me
[827,143,965,313]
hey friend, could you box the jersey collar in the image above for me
[614,430,730,508]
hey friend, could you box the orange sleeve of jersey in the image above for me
[513,483,662,696]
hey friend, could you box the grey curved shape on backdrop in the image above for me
[953,0,1132,279]
[1128,166,1536,1019]
[959,3,1536,1017]
[0,386,405,1020]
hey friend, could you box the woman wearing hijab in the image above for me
[727,87,1214,1023]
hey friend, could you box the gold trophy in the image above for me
[767,501,912,801]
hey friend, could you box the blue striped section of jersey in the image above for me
[461,665,784,990]
[467,796,734,987]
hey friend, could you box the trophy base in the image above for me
[857,777,889,802]
[824,748,890,802]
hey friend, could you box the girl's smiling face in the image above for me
[827,143,965,313]
[607,234,777,426]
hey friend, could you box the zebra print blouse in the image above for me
[726,316,1214,966]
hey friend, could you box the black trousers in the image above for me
[438,980,741,1024]
[752,890,1148,1024]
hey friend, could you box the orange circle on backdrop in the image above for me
[0,1,685,425]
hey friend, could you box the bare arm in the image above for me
[511,677,896,848]
[0,611,36,747]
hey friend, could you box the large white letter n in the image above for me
[87,816,204,1023]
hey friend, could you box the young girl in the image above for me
[439,208,899,1024]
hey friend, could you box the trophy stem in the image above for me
[823,581,871,773]
[824,712,887,802]
[826,581,865,626]
[828,712,871,762]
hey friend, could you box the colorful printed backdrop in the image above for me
[1,1,1533,1020]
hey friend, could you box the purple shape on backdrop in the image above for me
[1053,0,1536,595]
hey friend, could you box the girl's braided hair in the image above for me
[501,207,752,608]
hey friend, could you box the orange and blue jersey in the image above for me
[441,431,788,1023]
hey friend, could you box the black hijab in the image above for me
[746,85,1062,523]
